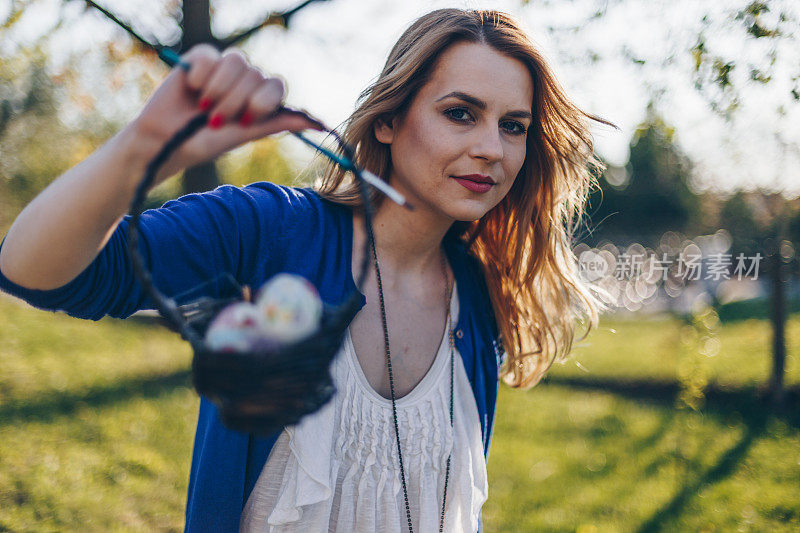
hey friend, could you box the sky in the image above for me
[2,0,799,197]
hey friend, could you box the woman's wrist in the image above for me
[118,117,183,192]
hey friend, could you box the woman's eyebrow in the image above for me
[436,91,532,120]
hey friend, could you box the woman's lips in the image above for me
[451,175,494,193]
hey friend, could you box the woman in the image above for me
[0,8,611,532]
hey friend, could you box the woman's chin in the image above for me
[442,184,504,218]
[443,201,494,223]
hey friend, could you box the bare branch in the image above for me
[219,0,330,49]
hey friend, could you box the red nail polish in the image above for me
[199,97,213,111]
[239,111,254,127]
[209,113,225,129]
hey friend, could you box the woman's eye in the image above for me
[444,107,527,136]
[444,107,473,123]
[502,120,527,136]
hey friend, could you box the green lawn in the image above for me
[1,296,798,532]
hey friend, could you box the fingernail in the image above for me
[209,113,225,129]
[199,97,213,111]
[239,110,254,127]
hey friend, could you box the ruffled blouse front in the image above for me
[240,280,488,532]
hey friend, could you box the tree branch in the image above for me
[219,0,329,49]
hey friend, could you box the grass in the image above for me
[1,294,798,531]
[0,297,196,531]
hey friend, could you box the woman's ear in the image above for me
[374,115,395,145]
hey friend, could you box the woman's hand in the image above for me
[127,44,321,186]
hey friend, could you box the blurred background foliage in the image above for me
[585,103,800,252]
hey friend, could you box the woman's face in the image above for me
[375,41,534,222]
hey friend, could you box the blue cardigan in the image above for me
[0,182,505,531]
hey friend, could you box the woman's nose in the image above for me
[468,123,504,162]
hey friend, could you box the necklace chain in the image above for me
[368,232,454,533]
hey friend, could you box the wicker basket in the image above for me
[124,117,375,437]
[189,295,361,436]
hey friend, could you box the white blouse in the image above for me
[240,280,488,532]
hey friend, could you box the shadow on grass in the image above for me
[544,375,799,532]
[635,413,767,533]
[0,370,193,425]
[545,375,800,429]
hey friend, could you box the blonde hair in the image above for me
[314,8,614,389]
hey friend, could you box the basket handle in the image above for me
[124,116,379,351]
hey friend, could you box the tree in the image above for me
[718,191,762,255]
[688,1,799,117]
[586,104,700,246]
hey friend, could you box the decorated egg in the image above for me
[204,302,265,353]
[254,273,322,344]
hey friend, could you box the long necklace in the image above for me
[368,232,455,533]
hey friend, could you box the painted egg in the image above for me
[254,273,322,344]
[204,302,265,353]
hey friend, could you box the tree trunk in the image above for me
[182,161,221,195]
[179,0,220,196]
[768,241,787,408]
